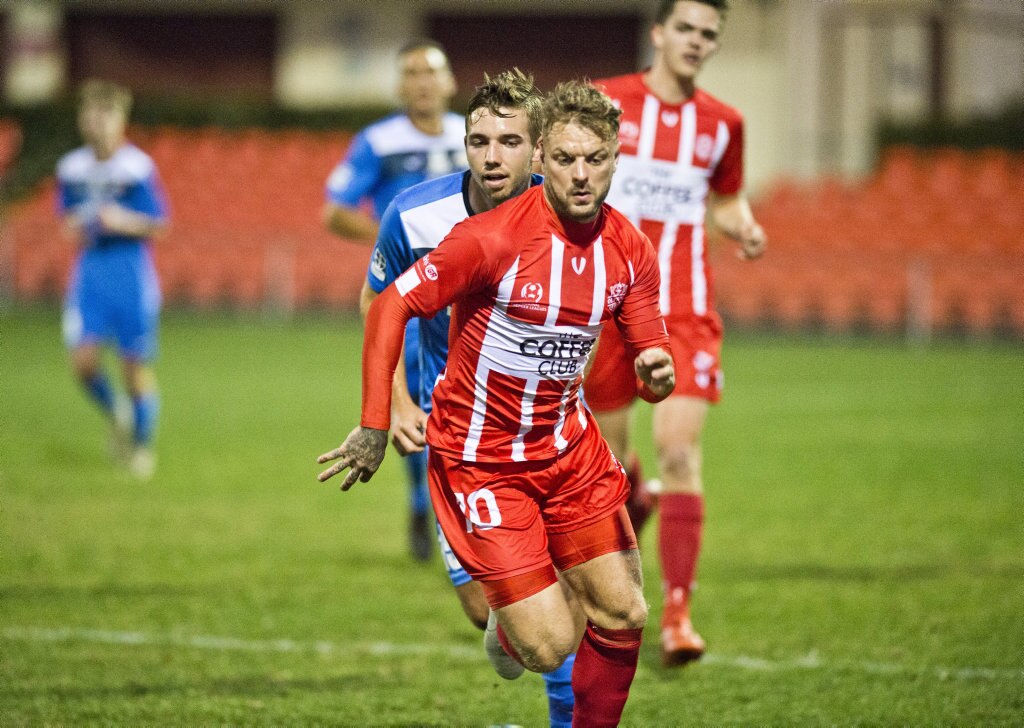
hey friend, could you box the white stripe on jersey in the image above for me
[400,192,470,252]
[690,224,708,316]
[545,236,565,327]
[679,102,697,166]
[463,362,490,462]
[589,238,607,327]
[711,119,730,169]
[638,95,660,160]
[552,390,570,452]
[463,256,521,460]
[511,377,538,462]
[396,267,422,296]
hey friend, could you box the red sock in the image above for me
[571,623,643,728]
[658,493,704,610]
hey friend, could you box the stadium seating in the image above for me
[3,134,1020,338]
[715,145,1023,338]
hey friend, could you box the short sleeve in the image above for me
[367,200,416,294]
[127,162,169,221]
[710,116,744,196]
[325,132,381,208]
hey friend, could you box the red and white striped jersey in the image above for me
[362,185,668,463]
[597,73,744,321]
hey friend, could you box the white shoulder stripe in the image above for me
[638,95,660,160]
[678,102,697,166]
[711,119,731,169]
[396,267,421,297]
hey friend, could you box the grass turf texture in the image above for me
[2,306,1022,725]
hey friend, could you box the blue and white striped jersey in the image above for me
[325,112,468,220]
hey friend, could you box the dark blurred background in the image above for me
[1,0,1021,340]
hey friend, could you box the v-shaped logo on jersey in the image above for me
[571,257,587,275]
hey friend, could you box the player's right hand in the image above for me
[635,347,675,401]
[317,427,388,491]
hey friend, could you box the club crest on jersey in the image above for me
[620,120,640,142]
[695,133,715,162]
[521,281,544,303]
[661,110,679,128]
[607,282,628,312]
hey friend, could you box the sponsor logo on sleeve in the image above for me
[370,249,387,281]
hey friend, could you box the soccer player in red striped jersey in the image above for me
[585,0,768,667]
[319,81,674,726]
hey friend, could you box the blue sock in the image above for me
[132,392,159,445]
[83,372,115,415]
[406,448,429,516]
[542,652,575,728]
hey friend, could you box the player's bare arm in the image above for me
[323,201,380,244]
[634,346,676,400]
[317,426,388,490]
[709,191,766,260]
[359,281,427,455]
[97,204,166,239]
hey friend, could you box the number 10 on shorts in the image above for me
[454,489,502,532]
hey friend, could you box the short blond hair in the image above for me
[79,78,132,115]
[542,80,620,145]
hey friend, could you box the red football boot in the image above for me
[661,586,706,666]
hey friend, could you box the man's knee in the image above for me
[589,593,648,632]
[514,631,577,673]
[657,439,699,482]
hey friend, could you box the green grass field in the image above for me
[2,306,1022,725]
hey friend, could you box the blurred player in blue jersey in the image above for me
[323,40,467,561]
[58,79,168,480]
[360,68,576,728]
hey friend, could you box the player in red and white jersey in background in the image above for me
[585,0,768,667]
[319,81,674,727]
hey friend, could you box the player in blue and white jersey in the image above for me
[323,40,467,561]
[57,79,168,480]
[359,69,576,728]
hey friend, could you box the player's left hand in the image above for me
[635,347,675,400]
[736,219,767,260]
[317,426,388,491]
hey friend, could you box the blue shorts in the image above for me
[437,520,473,587]
[63,250,161,361]
[404,318,421,399]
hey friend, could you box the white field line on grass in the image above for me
[4,626,1022,683]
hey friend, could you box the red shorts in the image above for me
[585,313,724,412]
[428,422,637,608]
